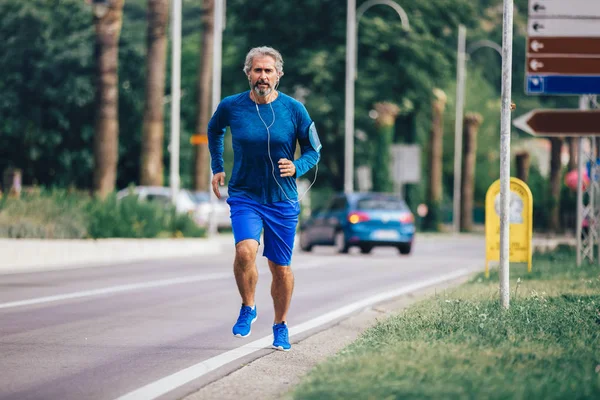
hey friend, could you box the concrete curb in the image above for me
[0,234,576,275]
[0,236,232,274]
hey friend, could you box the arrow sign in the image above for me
[530,40,544,52]
[527,37,600,56]
[529,59,544,71]
[526,57,600,74]
[528,19,600,37]
[532,3,545,12]
[529,0,600,18]
[513,110,600,137]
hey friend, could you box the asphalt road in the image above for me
[0,234,485,400]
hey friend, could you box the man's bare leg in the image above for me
[268,260,294,323]
[234,240,259,306]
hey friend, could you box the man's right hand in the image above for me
[211,172,226,199]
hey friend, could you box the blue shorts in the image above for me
[227,196,300,266]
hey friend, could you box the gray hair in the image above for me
[242,46,284,76]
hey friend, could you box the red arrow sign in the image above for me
[527,37,600,56]
[526,57,600,74]
[513,110,600,137]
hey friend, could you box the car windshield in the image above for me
[356,196,407,211]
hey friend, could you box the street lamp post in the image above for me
[207,0,225,237]
[452,27,502,233]
[344,0,410,194]
[170,0,182,205]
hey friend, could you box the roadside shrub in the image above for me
[169,209,206,238]
[86,194,169,238]
[0,189,89,238]
[0,188,207,239]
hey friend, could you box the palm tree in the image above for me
[193,0,214,192]
[140,0,170,186]
[372,102,400,193]
[93,0,125,197]
[460,112,483,232]
[423,88,447,231]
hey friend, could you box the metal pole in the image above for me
[344,0,356,194]
[499,0,514,309]
[576,95,588,266]
[170,0,182,205]
[207,0,224,237]
[453,25,467,233]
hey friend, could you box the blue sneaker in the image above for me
[232,305,257,337]
[272,322,291,351]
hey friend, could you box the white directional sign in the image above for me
[528,18,600,37]
[529,0,600,19]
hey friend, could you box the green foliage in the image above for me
[169,209,206,238]
[0,189,205,239]
[222,0,479,190]
[372,124,394,192]
[0,0,96,187]
[86,194,166,238]
[422,199,442,232]
[0,0,582,226]
[292,249,600,399]
[0,189,89,238]
[85,193,206,238]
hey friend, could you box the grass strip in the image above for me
[292,249,600,400]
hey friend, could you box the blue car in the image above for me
[299,192,416,255]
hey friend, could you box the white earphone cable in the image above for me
[252,81,318,204]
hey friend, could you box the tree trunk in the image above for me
[515,151,530,183]
[140,0,169,186]
[372,102,400,193]
[460,112,482,232]
[567,137,578,171]
[423,88,447,231]
[549,137,563,233]
[93,0,125,198]
[193,0,215,192]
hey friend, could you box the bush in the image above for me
[0,189,89,238]
[0,188,206,239]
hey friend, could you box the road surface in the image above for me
[0,235,485,400]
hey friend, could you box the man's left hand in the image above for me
[278,158,296,178]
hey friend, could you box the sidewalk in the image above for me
[0,234,234,274]
[0,233,576,275]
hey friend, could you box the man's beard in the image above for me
[253,80,273,97]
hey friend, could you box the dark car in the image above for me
[299,192,416,255]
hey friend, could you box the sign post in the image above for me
[526,0,600,95]
[498,0,515,309]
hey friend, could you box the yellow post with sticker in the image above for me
[485,177,533,278]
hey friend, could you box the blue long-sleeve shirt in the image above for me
[208,91,321,204]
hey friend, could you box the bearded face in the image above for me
[248,55,279,98]
[253,78,273,97]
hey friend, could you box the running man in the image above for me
[208,46,321,351]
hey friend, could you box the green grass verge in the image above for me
[292,249,600,400]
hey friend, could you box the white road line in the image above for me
[0,273,231,310]
[0,259,337,311]
[114,268,470,400]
